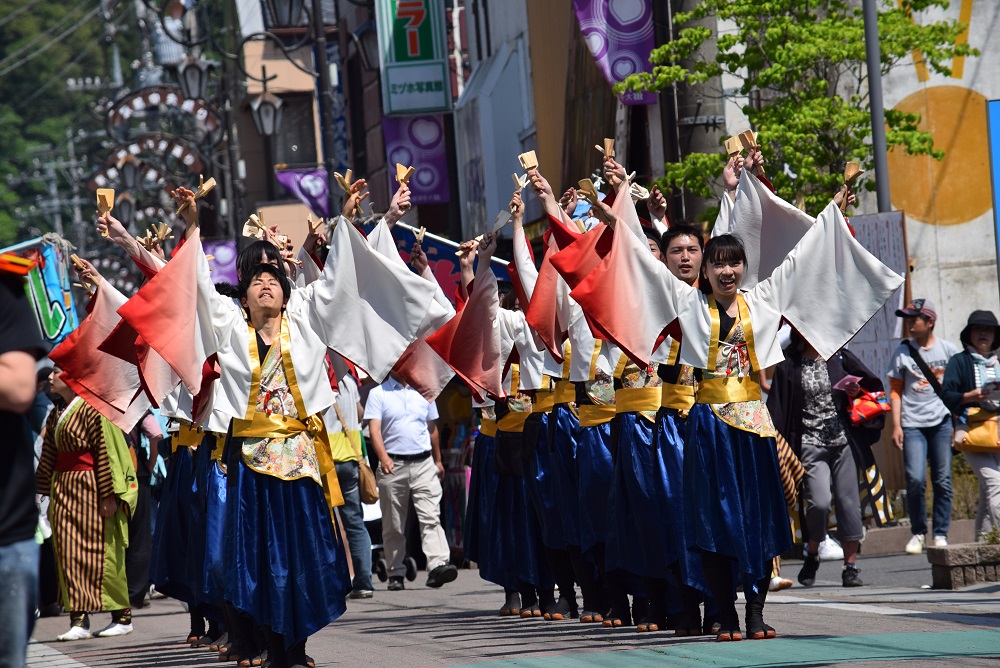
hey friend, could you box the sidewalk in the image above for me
[29,558,1000,668]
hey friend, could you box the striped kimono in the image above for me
[36,397,137,612]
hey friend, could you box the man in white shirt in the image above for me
[364,375,456,590]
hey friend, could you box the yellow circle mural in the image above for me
[887,85,990,226]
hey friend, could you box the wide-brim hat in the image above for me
[960,310,1000,350]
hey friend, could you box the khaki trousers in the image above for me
[377,456,450,577]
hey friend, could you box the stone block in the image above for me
[977,544,1000,563]
[964,566,978,584]
[976,565,987,583]
[932,564,955,589]
[926,544,977,566]
[986,564,997,582]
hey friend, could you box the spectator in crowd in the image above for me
[365,374,457,591]
[327,358,375,599]
[887,298,958,554]
[942,310,1000,539]
[0,271,48,667]
[768,330,887,588]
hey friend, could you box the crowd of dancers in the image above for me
[13,135,904,668]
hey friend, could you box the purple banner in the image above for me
[274,168,330,219]
[573,0,655,105]
[382,115,451,205]
[203,239,239,286]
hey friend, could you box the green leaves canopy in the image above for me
[616,0,976,218]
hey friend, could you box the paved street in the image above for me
[27,552,1000,668]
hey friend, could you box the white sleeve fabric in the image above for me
[754,200,904,362]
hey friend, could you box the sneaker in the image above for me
[57,626,92,641]
[818,534,845,561]
[842,564,864,587]
[387,576,405,591]
[933,536,948,548]
[425,564,458,588]
[905,534,925,554]
[769,576,793,592]
[94,622,133,637]
[348,589,374,599]
[148,584,166,600]
[798,553,820,587]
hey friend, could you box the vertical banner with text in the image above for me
[376,0,452,114]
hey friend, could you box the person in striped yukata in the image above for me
[36,366,138,641]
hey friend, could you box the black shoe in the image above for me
[426,564,458,588]
[842,564,864,587]
[798,553,820,587]
[387,576,405,591]
[543,596,574,621]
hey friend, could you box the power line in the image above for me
[15,42,101,109]
[0,7,82,70]
[0,0,46,30]
[0,6,100,78]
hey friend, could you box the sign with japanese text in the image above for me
[376,0,452,114]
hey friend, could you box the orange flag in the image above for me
[426,274,504,402]
[48,284,150,432]
[117,234,203,395]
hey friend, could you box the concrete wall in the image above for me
[874,0,1000,343]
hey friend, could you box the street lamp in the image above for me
[250,92,284,137]
[177,56,216,101]
[351,21,380,72]
[116,193,135,228]
[267,0,307,28]
[119,157,141,190]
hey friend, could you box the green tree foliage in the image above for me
[0,0,129,247]
[616,0,976,217]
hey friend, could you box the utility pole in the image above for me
[863,0,892,213]
[44,164,65,238]
[311,0,338,222]
[65,129,86,254]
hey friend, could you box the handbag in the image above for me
[848,389,891,426]
[333,404,379,504]
[956,407,1000,450]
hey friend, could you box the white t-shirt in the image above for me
[887,337,959,428]
[363,377,439,455]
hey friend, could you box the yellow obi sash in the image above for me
[174,423,204,451]
[578,404,617,427]
[661,382,696,411]
[553,380,576,405]
[497,410,531,433]
[615,387,662,415]
[532,390,556,414]
[241,318,343,508]
[695,373,763,404]
[479,418,498,437]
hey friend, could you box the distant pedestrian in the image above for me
[942,310,1000,538]
[365,374,457,591]
[887,298,958,553]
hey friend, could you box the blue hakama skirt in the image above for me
[150,445,196,604]
[224,457,350,647]
[683,405,793,584]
